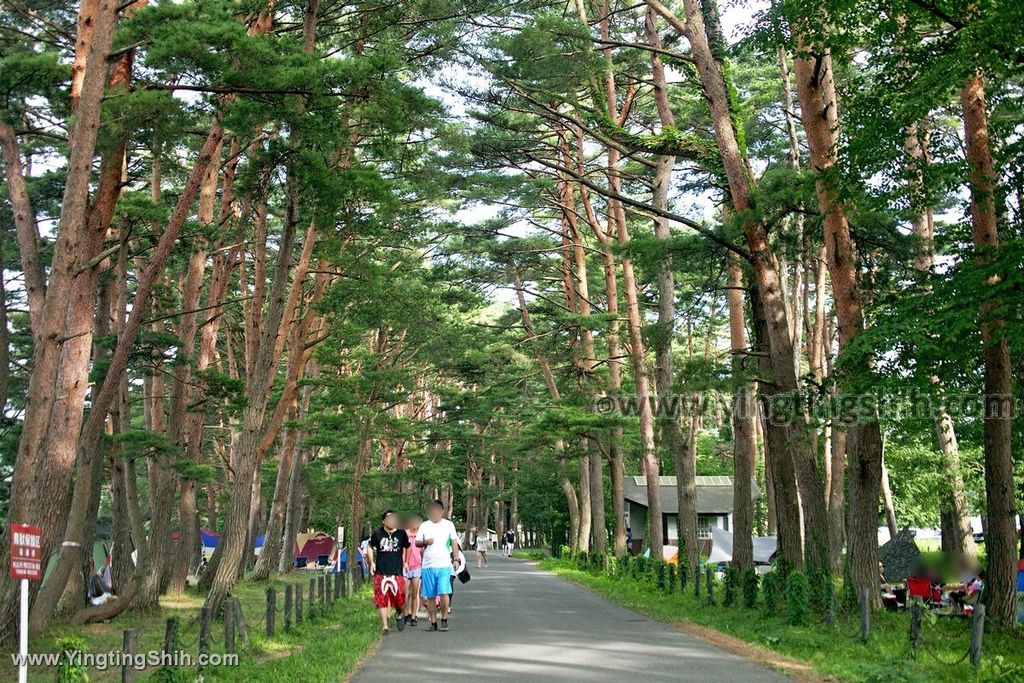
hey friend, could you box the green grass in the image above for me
[510,548,548,561]
[1,574,380,682]
[540,558,1024,682]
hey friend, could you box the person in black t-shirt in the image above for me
[367,510,410,635]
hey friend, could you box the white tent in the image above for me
[706,526,778,565]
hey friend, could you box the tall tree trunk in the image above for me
[648,0,827,571]
[575,139,627,557]
[880,453,898,540]
[512,271,580,552]
[279,379,315,574]
[35,122,224,625]
[641,4,690,571]
[203,162,301,614]
[0,0,121,642]
[905,124,978,562]
[961,72,1017,627]
[167,138,224,593]
[728,258,756,571]
[792,42,881,603]
[751,287,803,572]
[0,124,45,328]
[828,425,847,573]
[577,454,592,554]
[179,152,242,585]
[253,267,324,580]
[588,446,606,553]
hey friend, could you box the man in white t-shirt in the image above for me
[415,499,460,632]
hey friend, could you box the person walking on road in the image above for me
[504,529,515,556]
[367,510,410,635]
[402,513,423,627]
[475,528,489,568]
[416,499,460,632]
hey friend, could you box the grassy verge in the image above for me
[510,548,548,561]
[540,558,1023,682]
[1,574,380,682]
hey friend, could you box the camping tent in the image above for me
[254,533,266,557]
[294,531,336,567]
[706,527,777,567]
[200,528,219,560]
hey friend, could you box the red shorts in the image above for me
[372,574,406,609]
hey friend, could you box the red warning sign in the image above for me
[9,524,42,581]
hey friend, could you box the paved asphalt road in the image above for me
[351,553,786,682]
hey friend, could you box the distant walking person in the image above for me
[402,513,423,627]
[367,511,410,635]
[475,529,489,568]
[505,529,515,556]
[416,500,460,632]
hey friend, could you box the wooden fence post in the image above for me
[325,571,332,606]
[335,570,342,599]
[233,596,250,647]
[308,578,315,617]
[296,582,304,625]
[121,629,138,683]
[163,617,178,655]
[705,565,714,606]
[284,584,293,632]
[909,601,921,653]
[318,575,325,610]
[969,604,985,668]
[860,588,871,641]
[198,607,212,674]
[224,599,235,654]
[266,587,276,637]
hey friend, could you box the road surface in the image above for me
[351,553,786,682]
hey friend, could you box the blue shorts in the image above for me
[420,566,452,598]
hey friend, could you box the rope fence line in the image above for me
[918,640,970,667]
[580,557,1000,673]
[106,569,362,676]
[833,617,865,641]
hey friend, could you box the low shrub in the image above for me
[655,560,667,591]
[761,570,781,612]
[632,555,648,581]
[808,565,832,613]
[55,636,89,683]
[723,565,739,607]
[786,570,810,626]
[667,563,677,593]
[575,551,589,571]
[741,567,759,608]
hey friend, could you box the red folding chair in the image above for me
[906,577,933,605]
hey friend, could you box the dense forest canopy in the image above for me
[0,0,1022,641]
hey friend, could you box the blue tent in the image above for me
[200,528,219,547]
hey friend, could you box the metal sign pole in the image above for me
[18,578,27,683]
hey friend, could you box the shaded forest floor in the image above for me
[0,575,379,681]
[540,559,1023,682]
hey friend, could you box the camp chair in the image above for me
[906,577,934,606]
